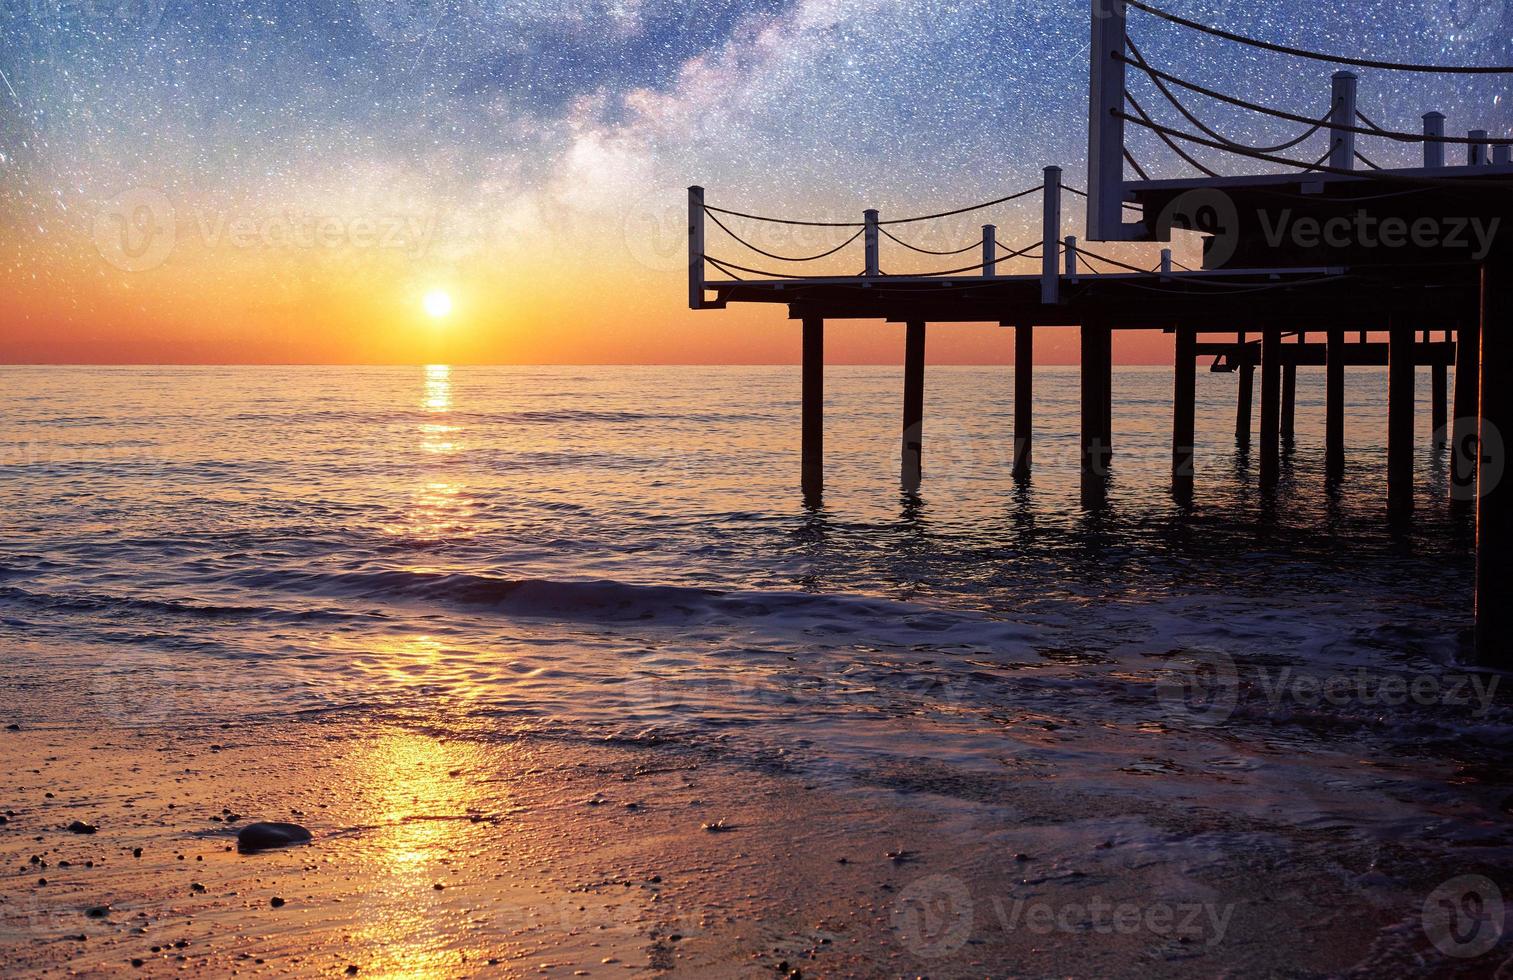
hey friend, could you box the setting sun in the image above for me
[423,289,453,319]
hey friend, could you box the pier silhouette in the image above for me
[687,0,1513,660]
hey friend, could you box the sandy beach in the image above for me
[2,714,1505,978]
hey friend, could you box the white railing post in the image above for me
[1042,166,1062,303]
[1088,0,1129,241]
[982,224,997,278]
[1469,130,1489,165]
[688,185,705,309]
[1423,112,1445,168]
[864,209,880,277]
[1064,236,1079,278]
[1160,247,1172,277]
[1329,71,1358,171]
[1495,143,1511,166]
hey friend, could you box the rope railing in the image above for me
[1114,108,1513,192]
[879,225,980,256]
[704,210,864,263]
[1125,36,1329,154]
[702,184,1043,232]
[1124,0,1513,74]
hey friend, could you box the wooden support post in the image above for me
[1469,131,1489,166]
[1160,248,1172,277]
[801,316,823,503]
[1081,321,1112,503]
[1013,324,1033,481]
[1260,328,1282,487]
[1329,72,1358,170]
[1236,332,1253,448]
[688,186,705,310]
[982,224,997,278]
[864,209,880,277]
[1496,144,1511,166]
[1477,258,1512,662]
[1173,327,1196,502]
[1433,356,1449,447]
[1388,321,1416,522]
[1088,0,1131,242]
[1326,329,1346,483]
[1453,317,1482,501]
[1042,167,1062,304]
[1281,361,1297,446]
[1423,113,1445,169]
[901,320,925,491]
[1064,236,1078,278]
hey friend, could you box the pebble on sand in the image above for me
[270,896,285,908]
[67,821,98,835]
[236,822,312,853]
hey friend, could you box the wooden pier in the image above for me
[687,1,1513,660]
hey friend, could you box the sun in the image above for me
[423,289,453,319]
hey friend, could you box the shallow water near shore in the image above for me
[2,364,1511,975]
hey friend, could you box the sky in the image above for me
[1,0,1510,364]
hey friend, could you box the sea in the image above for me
[2,364,1509,898]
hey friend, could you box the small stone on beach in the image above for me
[67,821,98,835]
[237,822,312,853]
[270,896,285,908]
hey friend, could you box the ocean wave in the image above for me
[225,566,1043,647]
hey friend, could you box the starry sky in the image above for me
[1,0,1510,363]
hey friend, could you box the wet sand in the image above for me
[2,720,1504,978]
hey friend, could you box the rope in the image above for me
[877,185,1043,225]
[878,226,980,256]
[1061,184,1089,197]
[703,205,861,228]
[1353,150,1383,171]
[1113,109,1513,192]
[1125,92,1222,177]
[1124,0,1513,74]
[705,256,863,280]
[1126,37,1328,153]
[993,241,1046,260]
[1124,147,1152,180]
[704,210,864,263]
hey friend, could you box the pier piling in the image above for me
[1326,329,1346,483]
[1235,332,1254,448]
[1453,319,1481,502]
[1281,361,1297,446]
[1433,342,1448,448]
[1081,322,1112,503]
[1260,329,1282,487]
[1013,324,1033,480]
[1388,322,1416,522]
[1478,260,1512,661]
[802,316,823,503]
[1173,327,1196,502]
[902,320,926,491]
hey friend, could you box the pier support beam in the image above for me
[1173,327,1196,503]
[801,316,823,503]
[1260,329,1282,488]
[1281,362,1297,446]
[902,320,926,491]
[1388,321,1416,523]
[1013,324,1033,480]
[1432,351,1448,448]
[1477,259,1512,662]
[1081,322,1112,504]
[1326,330,1346,483]
[1453,318,1482,502]
[1235,332,1254,449]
